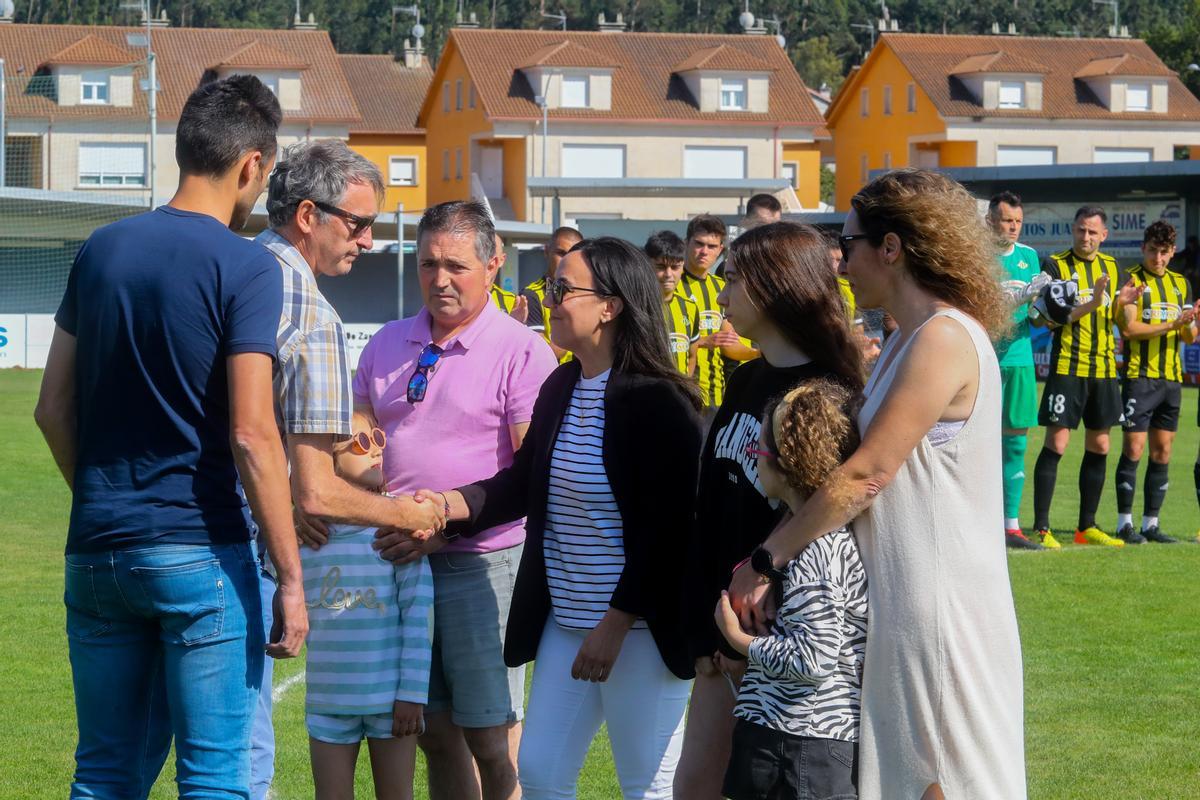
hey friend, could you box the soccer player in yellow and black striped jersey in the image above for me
[645,230,700,375]
[522,227,581,364]
[489,282,518,314]
[680,214,757,413]
[488,233,523,316]
[1031,206,1128,548]
[1112,220,1197,544]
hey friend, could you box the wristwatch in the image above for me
[750,545,787,584]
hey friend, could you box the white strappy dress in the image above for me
[855,309,1026,799]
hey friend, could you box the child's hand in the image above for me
[714,591,753,656]
[392,701,424,737]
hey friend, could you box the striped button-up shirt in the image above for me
[257,229,353,439]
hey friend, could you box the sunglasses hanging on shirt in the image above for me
[407,343,444,403]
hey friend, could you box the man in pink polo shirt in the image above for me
[354,201,556,800]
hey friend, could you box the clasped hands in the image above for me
[295,490,449,561]
[371,488,455,563]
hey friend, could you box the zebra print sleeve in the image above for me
[734,529,868,741]
[746,561,845,685]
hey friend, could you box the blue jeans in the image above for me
[250,568,275,800]
[64,542,264,800]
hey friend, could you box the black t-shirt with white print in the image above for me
[684,357,835,661]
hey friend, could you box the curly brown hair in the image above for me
[762,379,862,498]
[851,169,1010,340]
[1143,220,1177,250]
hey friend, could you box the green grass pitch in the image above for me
[3,369,1199,798]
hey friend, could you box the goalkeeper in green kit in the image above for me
[989,192,1051,550]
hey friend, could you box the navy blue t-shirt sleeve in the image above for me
[55,241,88,336]
[225,251,283,359]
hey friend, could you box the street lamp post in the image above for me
[396,201,405,318]
[147,49,157,206]
[122,1,157,207]
[535,94,548,224]
[0,58,6,190]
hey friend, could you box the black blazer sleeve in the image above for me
[609,381,703,620]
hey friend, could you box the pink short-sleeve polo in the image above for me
[354,301,557,553]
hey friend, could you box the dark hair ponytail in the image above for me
[571,237,703,410]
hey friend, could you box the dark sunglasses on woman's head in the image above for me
[547,277,606,306]
[348,427,387,455]
[839,233,871,262]
[407,343,444,403]
[312,200,376,238]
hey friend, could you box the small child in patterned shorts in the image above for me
[715,379,868,800]
[302,411,434,799]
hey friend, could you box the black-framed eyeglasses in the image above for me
[839,234,871,262]
[547,277,606,306]
[406,344,444,403]
[312,200,376,238]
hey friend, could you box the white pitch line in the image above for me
[272,670,305,703]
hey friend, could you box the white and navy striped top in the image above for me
[734,528,868,741]
[544,370,645,630]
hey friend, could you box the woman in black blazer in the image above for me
[430,237,703,799]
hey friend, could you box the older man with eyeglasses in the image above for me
[251,139,445,799]
[356,200,557,800]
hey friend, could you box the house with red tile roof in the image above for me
[416,27,827,223]
[0,22,359,201]
[339,50,432,214]
[826,32,1200,210]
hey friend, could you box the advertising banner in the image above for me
[1018,200,1185,261]
[0,316,27,368]
[343,323,385,371]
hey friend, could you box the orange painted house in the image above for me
[339,52,432,215]
[827,33,1200,210]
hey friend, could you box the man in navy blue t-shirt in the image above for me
[35,75,307,797]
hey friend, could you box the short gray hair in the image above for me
[266,139,384,228]
[417,201,496,265]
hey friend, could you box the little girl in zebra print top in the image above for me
[715,379,868,800]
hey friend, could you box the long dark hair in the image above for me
[571,237,703,410]
[726,221,864,391]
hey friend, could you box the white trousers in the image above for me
[518,619,692,799]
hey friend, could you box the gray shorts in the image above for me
[425,543,525,728]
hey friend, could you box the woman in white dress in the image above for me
[728,168,1025,799]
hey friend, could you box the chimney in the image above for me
[147,8,170,27]
[598,11,627,33]
[455,10,481,28]
[1007,22,1017,35]
[402,38,425,69]
[991,22,1000,34]
[293,12,318,30]
[0,0,13,24]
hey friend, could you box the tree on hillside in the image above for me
[1145,0,1200,100]
[791,36,844,92]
